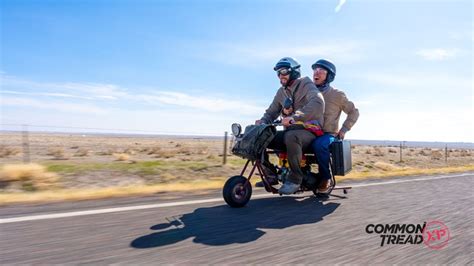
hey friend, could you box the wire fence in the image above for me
[1,124,234,165]
[1,123,472,166]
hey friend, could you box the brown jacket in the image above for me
[261,77,325,125]
[321,86,359,134]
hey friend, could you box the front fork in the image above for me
[241,159,279,193]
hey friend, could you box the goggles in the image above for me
[276,68,291,76]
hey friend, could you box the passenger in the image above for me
[311,59,359,194]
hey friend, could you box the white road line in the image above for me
[349,172,472,188]
[0,173,471,224]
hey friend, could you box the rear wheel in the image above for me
[223,175,252,208]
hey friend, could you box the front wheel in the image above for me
[223,175,252,208]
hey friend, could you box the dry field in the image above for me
[0,132,473,203]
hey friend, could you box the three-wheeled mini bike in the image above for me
[223,122,353,208]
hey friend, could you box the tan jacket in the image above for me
[321,86,359,134]
[261,77,325,125]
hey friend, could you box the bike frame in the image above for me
[240,149,352,195]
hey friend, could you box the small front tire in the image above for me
[223,175,252,208]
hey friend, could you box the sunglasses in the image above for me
[276,68,291,76]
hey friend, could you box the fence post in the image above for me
[223,131,228,165]
[399,141,402,162]
[22,124,31,163]
[445,144,448,164]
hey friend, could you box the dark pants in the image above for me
[312,133,336,181]
[267,129,316,185]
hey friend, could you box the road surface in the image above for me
[1,173,473,264]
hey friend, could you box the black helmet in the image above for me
[312,59,336,83]
[274,57,301,81]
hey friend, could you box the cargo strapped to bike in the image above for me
[330,140,352,176]
[231,124,276,161]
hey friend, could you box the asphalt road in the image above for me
[1,173,473,264]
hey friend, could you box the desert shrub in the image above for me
[123,148,136,155]
[419,149,430,156]
[196,147,209,155]
[374,162,398,171]
[365,149,372,155]
[459,150,471,157]
[74,148,90,157]
[431,150,443,160]
[159,173,177,182]
[178,147,192,155]
[154,149,176,158]
[0,163,59,191]
[113,153,130,161]
[373,147,385,157]
[145,147,162,155]
[0,145,21,158]
[388,148,397,153]
[206,154,217,160]
[47,148,69,160]
[96,149,114,156]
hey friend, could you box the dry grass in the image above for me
[388,148,398,153]
[431,150,443,160]
[123,148,136,155]
[373,147,385,157]
[0,179,227,205]
[96,149,115,156]
[339,165,474,181]
[0,145,21,158]
[47,148,69,160]
[74,148,90,157]
[373,161,401,171]
[0,132,472,204]
[144,147,162,155]
[113,153,130,161]
[0,163,59,191]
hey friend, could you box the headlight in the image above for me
[231,123,242,136]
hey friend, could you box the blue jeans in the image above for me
[312,133,335,181]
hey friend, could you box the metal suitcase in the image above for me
[330,140,352,176]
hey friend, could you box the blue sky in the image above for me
[1,0,472,141]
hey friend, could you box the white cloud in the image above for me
[335,0,347,13]
[1,75,266,118]
[1,96,109,114]
[416,48,459,61]
[1,75,265,116]
[1,90,94,100]
[1,74,129,101]
[135,91,263,116]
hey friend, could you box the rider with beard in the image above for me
[311,59,359,194]
[256,57,325,195]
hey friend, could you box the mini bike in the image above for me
[223,122,352,208]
